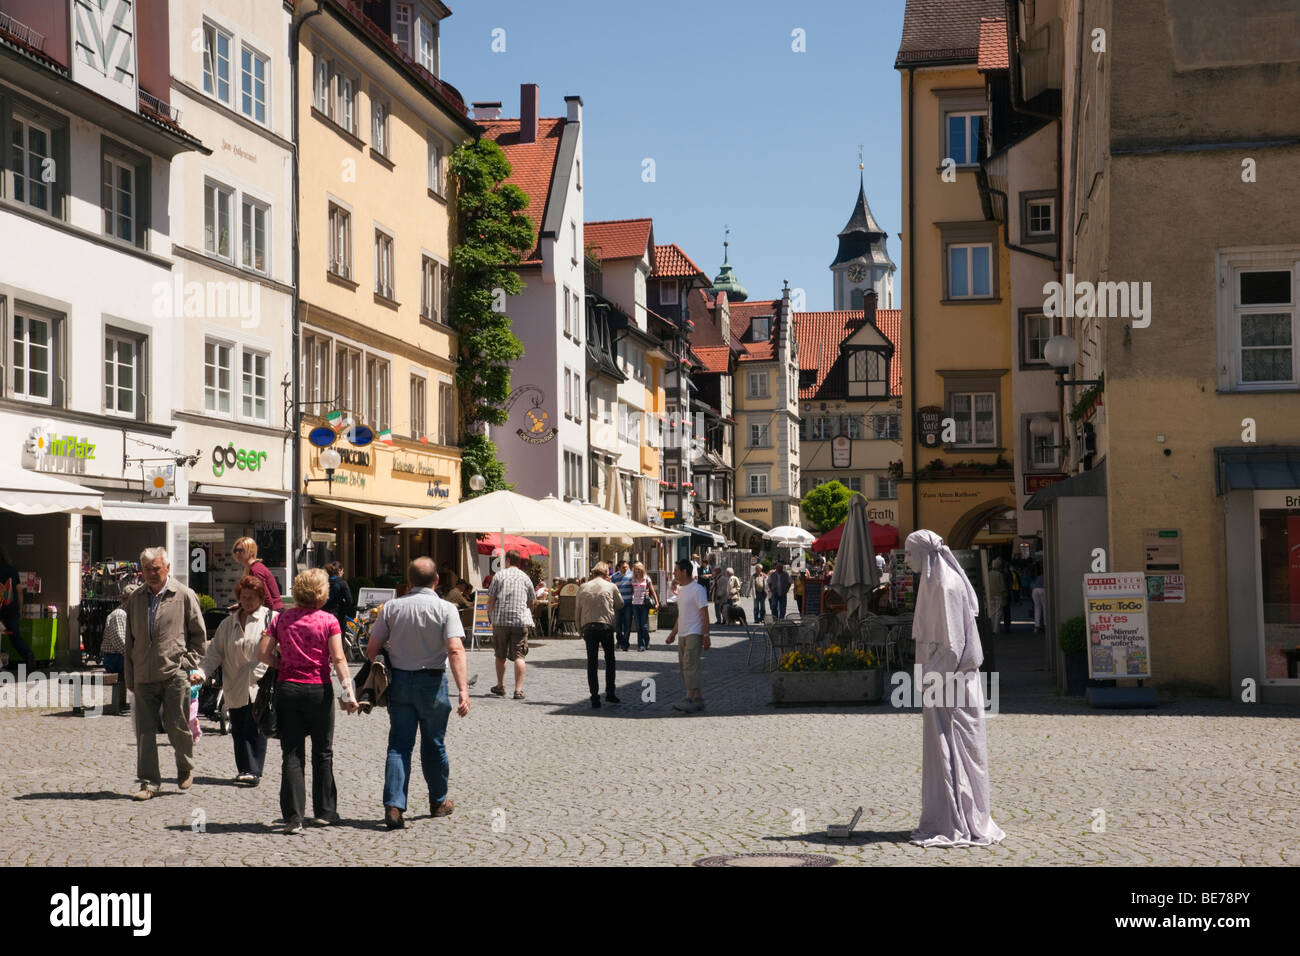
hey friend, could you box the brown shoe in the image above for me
[177,772,194,791]
[432,798,454,817]
[384,806,405,830]
[132,787,155,801]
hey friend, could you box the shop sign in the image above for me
[1145,573,1185,603]
[867,506,896,524]
[336,449,370,467]
[211,443,269,478]
[26,426,96,474]
[661,511,676,520]
[1142,528,1182,572]
[916,406,944,448]
[393,456,445,478]
[505,385,558,445]
[428,480,451,499]
[831,436,851,468]
[473,589,493,639]
[1025,473,1067,495]
[1083,573,1152,679]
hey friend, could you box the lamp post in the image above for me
[1043,334,1104,389]
[303,447,342,493]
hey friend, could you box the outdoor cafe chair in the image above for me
[746,619,774,671]
[555,595,578,637]
[856,617,896,671]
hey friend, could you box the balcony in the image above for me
[0,10,43,51]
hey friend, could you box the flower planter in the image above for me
[771,669,884,706]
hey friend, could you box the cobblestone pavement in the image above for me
[1,621,1297,866]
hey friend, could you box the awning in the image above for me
[728,515,769,536]
[315,497,438,525]
[0,464,102,515]
[192,484,289,502]
[100,502,215,524]
[1025,461,1108,511]
[1214,446,1300,494]
[679,524,725,544]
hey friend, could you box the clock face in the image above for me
[847,264,867,283]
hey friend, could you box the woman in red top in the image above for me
[258,568,356,834]
[233,536,283,611]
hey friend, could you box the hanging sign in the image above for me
[308,427,337,448]
[916,406,944,448]
[831,435,851,468]
[346,424,375,447]
[1082,573,1151,679]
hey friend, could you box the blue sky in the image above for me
[441,0,906,312]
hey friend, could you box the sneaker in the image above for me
[284,820,303,835]
[236,773,256,785]
[310,813,340,827]
[384,807,405,830]
[692,699,706,712]
[131,786,156,801]
[431,798,454,818]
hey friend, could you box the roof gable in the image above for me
[479,116,567,262]
[586,218,654,263]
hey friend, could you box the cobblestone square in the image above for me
[1,627,1296,867]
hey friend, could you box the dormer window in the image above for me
[750,316,771,342]
[847,348,888,398]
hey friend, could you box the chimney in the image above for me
[565,95,583,124]
[864,289,878,325]
[520,83,539,144]
[471,101,502,121]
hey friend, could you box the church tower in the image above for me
[830,167,896,311]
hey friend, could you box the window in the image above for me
[748,471,769,495]
[101,154,135,243]
[749,422,770,447]
[572,292,582,344]
[313,54,330,113]
[811,416,833,440]
[241,349,268,422]
[946,111,984,166]
[1021,310,1055,366]
[337,74,356,134]
[204,180,234,261]
[562,286,572,338]
[410,376,426,440]
[876,475,897,499]
[437,381,455,445]
[1026,415,1061,471]
[427,138,443,193]
[621,406,641,444]
[335,345,362,420]
[874,413,901,440]
[11,309,54,403]
[842,477,863,493]
[571,221,579,265]
[563,367,574,419]
[1023,195,1056,241]
[372,98,389,156]
[666,465,679,485]
[240,45,268,123]
[842,415,864,439]
[564,450,584,500]
[747,370,769,399]
[374,229,395,299]
[571,369,582,422]
[302,333,331,405]
[202,22,232,104]
[798,368,816,390]
[314,54,358,134]
[1237,268,1294,385]
[659,280,678,305]
[750,316,770,342]
[366,356,390,432]
[11,114,53,214]
[421,256,444,321]
[104,332,139,417]
[417,15,437,73]
[328,203,352,278]
[241,197,268,273]
[950,391,997,447]
[393,4,412,54]
[848,349,887,397]
[204,340,234,415]
[948,243,994,298]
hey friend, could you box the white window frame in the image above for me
[204,179,234,262]
[947,242,994,299]
[748,471,769,496]
[427,137,443,194]
[563,367,574,419]
[811,415,833,440]
[104,330,140,418]
[842,415,863,440]
[1217,249,1299,391]
[437,379,455,445]
[240,348,269,423]
[241,196,269,275]
[1025,198,1054,238]
[876,475,897,499]
[572,291,582,345]
[337,73,356,134]
[313,54,330,114]
[571,221,579,265]
[371,95,390,156]
[393,4,413,55]
[409,374,427,441]
[328,202,352,279]
[417,14,437,73]
[949,390,998,448]
[366,355,391,432]
[873,413,901,440]
[374,227,396,299]
[101,153,135,243]
[335,344,363,421]
[204,338,235,417]
[1022,310,1055,367]
[10,114,54,215]
[747,370,769,399]
[1025,415,1061,472]
[239,43,268,124]
[202,21,232,105]
[11,308,55,405]
[749,422,770,448]
[302,333,331,406]
[945,110,984,167]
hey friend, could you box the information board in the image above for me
[1083,573,1152,679]
[472,588,493,639]
[1145,573,1185,603]
[803,579,823,617]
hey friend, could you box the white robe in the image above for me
[906,531,1005,848]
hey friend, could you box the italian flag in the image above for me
[327,410,344,432]
[378,429,393,446]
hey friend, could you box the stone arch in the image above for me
[946,497,1017,550]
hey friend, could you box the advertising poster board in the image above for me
[1145,573,1186,603]
[472,588,493,639]
[1083,573,1152,679]
[889,549,915,612]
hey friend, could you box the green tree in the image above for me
[448,138,535,496]
[800,481,854,534]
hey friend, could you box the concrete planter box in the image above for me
[771,669,885,706]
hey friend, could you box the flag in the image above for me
[378,429,393,446]
[327,410,344,432]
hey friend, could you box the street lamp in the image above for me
[1044,334,1104,388]
[469,473,486,492]
[304,446,342,493]
[1029,415,1056,438]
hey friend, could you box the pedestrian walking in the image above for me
[322,562,352,637]
[666,559,710,713]
[0,546,34,670]
[231,537,283,611]
[690,553,700,582]
[988,557,1009,633]
[124,547,207,800]
[768,563,792,620]
[752,565,767,623]
[712,566,727,624]
[725,567,741,621]
[577,562,623,708]
[628,562,659,651]
[191,575,271,786]
[99,583,138,715]
[366,557,470,830]
[794,569,806,615]
[258,569,357,834]
[610,560,635,650]
[1031,563,1046,633]
[486,550,534,700]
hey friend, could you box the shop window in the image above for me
[1260,507,1300,679]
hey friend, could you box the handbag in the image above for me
[253,665,278,738]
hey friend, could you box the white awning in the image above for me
[0,464,102,516]
[192,484,289,502]
[100,502,215,524]
[729,515,769,536]
[316,497,437,525]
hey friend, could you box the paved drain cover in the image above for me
[695,852,837,867]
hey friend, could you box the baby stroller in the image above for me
[196,667,228,735]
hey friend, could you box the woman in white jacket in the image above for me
[191,575,271,786]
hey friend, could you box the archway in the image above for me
[947,497,1018,550]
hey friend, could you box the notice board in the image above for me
[1083,572,1152,679]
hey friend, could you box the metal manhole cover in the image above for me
[695,852,837,867]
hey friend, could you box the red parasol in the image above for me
[475,534,550,557]
[811,520,898,555]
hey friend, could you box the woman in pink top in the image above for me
[258,568,357,834]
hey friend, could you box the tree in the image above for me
[800,481,854,534]
[448,138,535,496]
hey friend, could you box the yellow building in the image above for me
[293,0,477,578]
[896,0,1018,548]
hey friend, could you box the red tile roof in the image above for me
[692,346,732,374]
[652,244,706,278]
[978,18,1009,71]
[728,300,780,361]
[794,309,903,399]
[479,117,567,263]
[585,218,654,263]
[896,0,1006,66]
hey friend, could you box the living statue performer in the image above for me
[904,530,1005,847]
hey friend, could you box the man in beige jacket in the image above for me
[125,546,207,799]
[576,562,623,708]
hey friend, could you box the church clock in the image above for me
[847,263,867,283]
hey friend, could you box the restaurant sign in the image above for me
[916,406,945,448]
[1025,473,1067,495]
[831,435,851,468]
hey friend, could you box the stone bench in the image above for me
[57,671,122,716]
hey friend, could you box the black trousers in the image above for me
[228,702,267,777]
[275,681,337,823]
[583,626,616,699]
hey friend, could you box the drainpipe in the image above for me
[907,66,918,534]
[290,3,324,573]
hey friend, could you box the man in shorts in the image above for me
[486,549,535,699]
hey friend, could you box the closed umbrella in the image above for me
[835,494,880,623]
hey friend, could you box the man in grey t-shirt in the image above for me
[367,557,469,830]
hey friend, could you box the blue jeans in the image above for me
[384,669,451,812]
[753,595,765,623]
[615,603,634,649]
[632,604,650,649]
[770,595,787,620]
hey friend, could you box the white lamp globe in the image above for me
[469,473,486,492]
[1029,415,1055,438]
[1043,334,1079,370]
[319,447,342,471]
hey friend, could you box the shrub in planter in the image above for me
[1059,615,1088,696]
[773,645,884,705]
[196,593,217,614]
